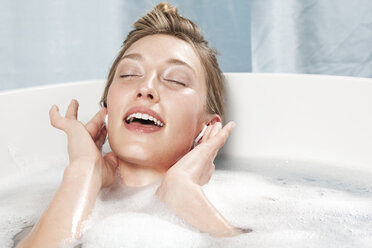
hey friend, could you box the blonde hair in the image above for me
[100,2,225,117]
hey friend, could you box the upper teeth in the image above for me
[126,113,164,127]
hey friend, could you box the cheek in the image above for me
[106,83,133,116]
[106,83,123,107]
[168,94,205,140]
[179,90,205,118]
[106,83,131,136]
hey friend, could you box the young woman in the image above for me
[17,2,248,247]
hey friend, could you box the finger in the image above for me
[86,107,107,138]
[95,125,107,149]
[202,121,235,157]
[65,99,79,120]
[209,122,222,139]
[49,105,68,131]
[102,152,119,187]
[210,121,235,148]
[104,152,118,170]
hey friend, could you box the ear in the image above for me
[206,114,222,125]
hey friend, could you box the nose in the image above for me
[136,73,160,102]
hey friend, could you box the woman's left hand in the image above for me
[155,121,242,236]
[161,121,235,187]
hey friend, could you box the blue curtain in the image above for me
[1,0,371,90]
[251,0,372,77]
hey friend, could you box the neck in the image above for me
[117,160,166,187]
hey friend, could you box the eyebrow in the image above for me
[120,53,143,62]
[120,53,196,76]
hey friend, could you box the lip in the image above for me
[123,106,165,133]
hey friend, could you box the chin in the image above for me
[109,134,193,169]
[111,142,171,170]
[114,143,147,162]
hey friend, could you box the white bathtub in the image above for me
[1,73,372,247]
[1,73,371,175]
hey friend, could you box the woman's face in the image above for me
[106,34,211,171]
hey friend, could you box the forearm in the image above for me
[156,177,241,237]
[17,160,102,248]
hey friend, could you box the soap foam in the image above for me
[0,154,66,248]
[1,156,372,248]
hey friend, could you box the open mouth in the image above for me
[125,113,164,127]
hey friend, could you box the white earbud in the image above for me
[193,124,207,147]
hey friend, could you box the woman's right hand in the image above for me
[16,99,119,247]
[49,99,118,188]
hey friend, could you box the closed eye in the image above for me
[165,79,186,86]
[120,74,140,78]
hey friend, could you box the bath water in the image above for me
[1,155,372,248]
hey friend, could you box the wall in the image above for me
[0,0,251,90]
